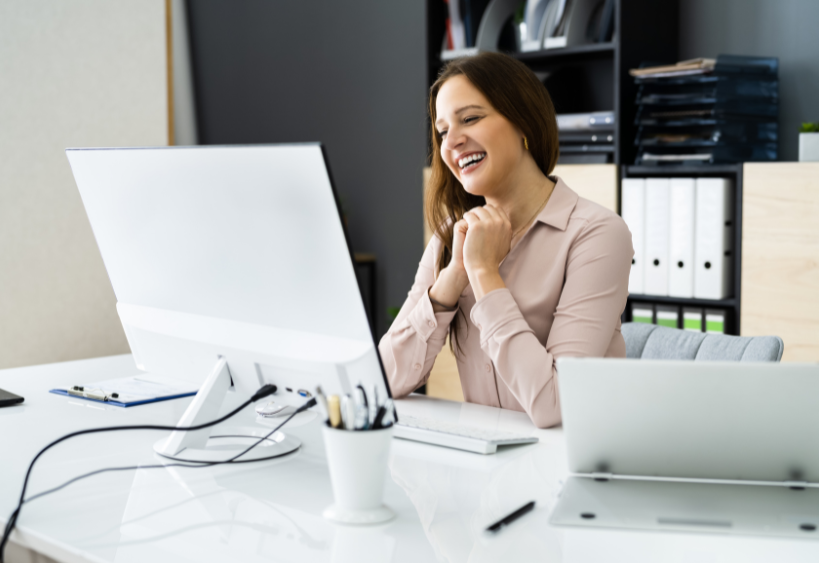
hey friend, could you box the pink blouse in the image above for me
[378,177,633,428]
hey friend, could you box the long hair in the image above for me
[426,52,559,355]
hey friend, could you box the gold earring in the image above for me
[523,136,529,151]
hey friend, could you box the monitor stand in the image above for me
[153,357,301,463]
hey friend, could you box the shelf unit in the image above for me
[425,0,679,166]
[621,164,744,335]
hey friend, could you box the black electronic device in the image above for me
[0,388,24,407]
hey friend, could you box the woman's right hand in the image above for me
[429,219,470,310]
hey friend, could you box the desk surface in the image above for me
[2,355,818,563]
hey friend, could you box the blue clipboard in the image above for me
[49,375,198,408]
[49,388,197,407]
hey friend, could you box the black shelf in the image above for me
[625,164,742,176]
[510,42,615,63]
[628,294,738,309]
[425,0,679,165]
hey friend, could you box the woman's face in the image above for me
[435,75,524,198]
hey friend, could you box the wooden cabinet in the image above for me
[741,162,819,361]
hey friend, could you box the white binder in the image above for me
[694,178,733,299]
[668,178,696,298]
[644,178,671,296]
[621,178,646,294]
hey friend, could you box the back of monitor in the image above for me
[66,144,387,461]
[557,358,819,483]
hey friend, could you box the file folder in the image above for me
[621,178,646,294]
[668,178,696,298]
[683,308,703,332]
[705,309,726,333]
[631,305,653,324]
[644,178,671,296]
[694,178,733,299]
[656,306,679,329]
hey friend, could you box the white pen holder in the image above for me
[322,425,395,525]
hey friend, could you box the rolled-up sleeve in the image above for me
[470,214,633,428]
[379,237,457,397]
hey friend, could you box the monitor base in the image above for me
[154,427,300,463]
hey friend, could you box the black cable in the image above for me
[0,384,313,562]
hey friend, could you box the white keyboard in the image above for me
[393,415,539,454]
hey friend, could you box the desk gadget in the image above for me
[556,358,819,483]
[552,357,819,538]
[66,144,391,464]
[0,387,24,407]
[394,414,538,454]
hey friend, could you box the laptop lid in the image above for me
[557,358,819,483]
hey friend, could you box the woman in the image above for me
[379,53,633,428]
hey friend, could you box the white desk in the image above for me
[2,355,818,562]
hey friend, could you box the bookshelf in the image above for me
[425,0,679,166]
[622,164,744,335]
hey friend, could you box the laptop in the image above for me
[555,357,819,483]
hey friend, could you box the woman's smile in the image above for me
[457,151,487,175]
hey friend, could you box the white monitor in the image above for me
[66,144,390,462]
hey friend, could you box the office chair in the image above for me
[621,323,784,362]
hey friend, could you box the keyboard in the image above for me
[393,415,539,454]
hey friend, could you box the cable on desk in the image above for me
[0,385,315,563]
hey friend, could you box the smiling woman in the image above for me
[379,53,633,428]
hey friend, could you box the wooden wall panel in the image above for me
[553,164,618,213]
[741,163,819,361]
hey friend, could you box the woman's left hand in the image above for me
[462,204,511,299]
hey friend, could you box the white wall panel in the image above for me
[0,0,168,368]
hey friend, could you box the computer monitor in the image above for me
[66,144,390,462]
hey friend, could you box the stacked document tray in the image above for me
[632,55,779,165]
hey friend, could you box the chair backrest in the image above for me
[621,322,784,362]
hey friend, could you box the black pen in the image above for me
[485,501,535,534]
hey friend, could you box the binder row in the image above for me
[630,303,727,334]
[632,55,779,165]
[622,177,733,300]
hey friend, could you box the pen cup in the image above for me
[322,425,395,525]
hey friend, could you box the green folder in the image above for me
[632,307,653,324]
[705,310,726,334]
[683,308,703,332]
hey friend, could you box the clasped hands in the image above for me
[429,204,511,309]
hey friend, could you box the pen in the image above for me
[485,501,536,534]
[68,386,109,401]
[381,398,395,427]
[315,386,330,426]
[343,394,356,430]
[341,395,355,430]
[372,405,387,429]
[327,395,342,428]
[371,384,380,425]
[353,387,369,430]
[356,384,368,409]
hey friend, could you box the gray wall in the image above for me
[680,0,819,162]
[186,2,427,337]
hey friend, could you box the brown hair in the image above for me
[426,52,559,355]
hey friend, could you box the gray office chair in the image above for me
[621,322,784,362]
